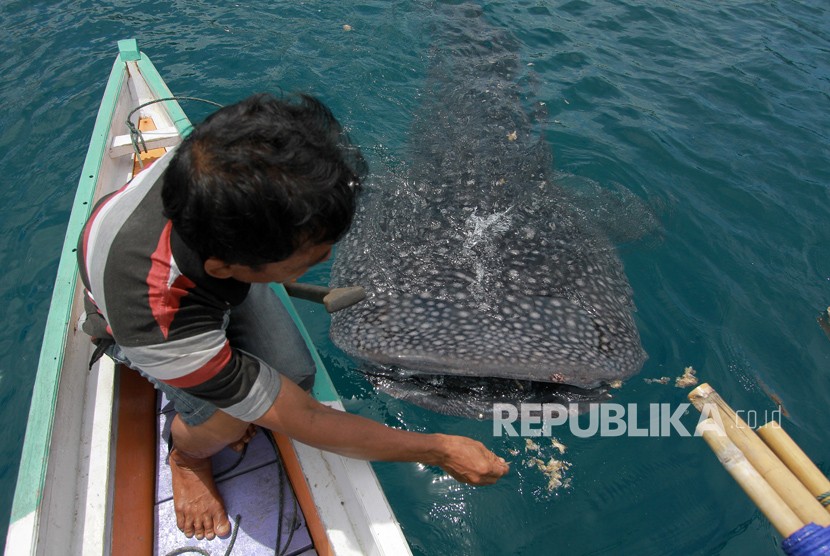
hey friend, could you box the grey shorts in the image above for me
[106,283,316,427]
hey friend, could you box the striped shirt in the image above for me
[77,149,281,422]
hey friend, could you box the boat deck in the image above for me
[154,393,316,555]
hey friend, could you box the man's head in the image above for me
[162,93,366,280]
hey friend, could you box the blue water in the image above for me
[1,1,828,554]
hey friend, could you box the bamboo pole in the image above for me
[758,422,830,515]
[688,383,830,527]
[698,418,804,537]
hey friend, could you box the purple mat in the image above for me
[155,394,316,555]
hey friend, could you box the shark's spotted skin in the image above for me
[330,3,646,415]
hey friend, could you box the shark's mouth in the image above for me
[361,365,613,420]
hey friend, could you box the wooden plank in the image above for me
[110,126,180,158]
[78,355,118,555]
[272,431,334,556]
[110,366,157,555]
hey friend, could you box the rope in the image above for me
[125,96,223,169]
[223,514,243,556]
[264,431,301,556]
[162,514,242,556]
[818,490,830,507]
[214,442,249,480]
[164,547,210,556]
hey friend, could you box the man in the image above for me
[78,93,508,541]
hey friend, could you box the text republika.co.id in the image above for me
[492,402,783,438]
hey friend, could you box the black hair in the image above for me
[162,93,366,266]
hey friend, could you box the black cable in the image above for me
[162,514,241,556]
[214,442,249,479]
[124,96,223,168]
[264,431,302,556]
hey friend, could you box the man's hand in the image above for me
[255,378,509,485]
[431,434,509,485]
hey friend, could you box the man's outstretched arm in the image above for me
[253,378,509,485]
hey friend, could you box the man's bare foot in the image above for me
[169,447,231,540]
[228,424,257,453]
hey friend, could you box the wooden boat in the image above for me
[5,39,411,556]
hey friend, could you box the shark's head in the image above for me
[330,178,647,418]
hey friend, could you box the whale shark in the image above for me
[329,4,648,418]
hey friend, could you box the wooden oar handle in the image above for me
[283,283,366,313]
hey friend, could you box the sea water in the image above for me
[0,1,828,554]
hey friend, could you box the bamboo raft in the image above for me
[689,383,830,554]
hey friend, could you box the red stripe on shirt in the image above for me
[163,341,233,388]
[146,221,196,338]
[80,183,130,277]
